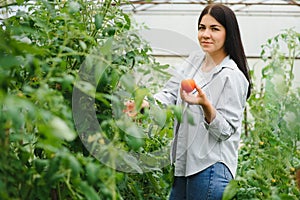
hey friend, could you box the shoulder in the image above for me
[184,50,204,69]
[186,50,205,62]
[175,50,204,77]
[221,58,246,81]
[219,58,249,93]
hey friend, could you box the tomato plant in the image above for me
[0,0,173,199]
[223,28,300,199]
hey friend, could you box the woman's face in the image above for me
[198,14,226,56]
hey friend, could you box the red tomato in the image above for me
[181,79,196,93]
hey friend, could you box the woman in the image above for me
[125,3,251,200]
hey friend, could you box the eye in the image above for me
[212,27,220,31]
[198,25,205,30]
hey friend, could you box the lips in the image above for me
[201,41,212,45]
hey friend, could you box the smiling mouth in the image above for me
[201,42,212,45]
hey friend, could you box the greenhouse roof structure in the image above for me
[121,0,300,17]
[119,0,300,88]
[119,0,300,58]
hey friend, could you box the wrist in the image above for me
[200,97,211,108]
[201,100,216,124]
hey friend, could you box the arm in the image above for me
[181,72,248,141]
[154,51,202,106]
[123,69,182,116]
[180,85,216,123]
[153,74,181,106]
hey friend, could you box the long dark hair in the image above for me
[198,4,251,99]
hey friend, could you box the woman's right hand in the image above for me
[123,99,149,117]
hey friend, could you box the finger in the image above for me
[180,88,187,100]
[127,111,138,117]
[180,87,184,99]
[141,99,150,108]
[127,101,135,107]
[195,84,204,96]
[124,100,131,106]
[123,100,134,113]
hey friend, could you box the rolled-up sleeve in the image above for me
[204,70,248,141]
[153,75,180,106]
[154,51,203,106]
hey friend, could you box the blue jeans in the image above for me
[169,162,233,200]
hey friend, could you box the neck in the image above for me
[202,52,227,72]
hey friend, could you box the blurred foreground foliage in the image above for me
[0,0,174,199]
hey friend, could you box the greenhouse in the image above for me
[1,0,300,199]
[122,0,300,86]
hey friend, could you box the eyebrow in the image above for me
[199,24,222,28]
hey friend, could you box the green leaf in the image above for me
[186,109,195,125]
[134,88,149,111]
[123,13,131,30]
[100,37,113,55]
[79,40,87,50]
[122,153,143,173]
[125,134,145,151]
[78,181,100,200]
[49,117,76,141]
[150,104,166,127]
[170,105,182,123]
[0,55,22,68]
[66,154,81,177]
[109,68,120,90]
[68,1,81,13]
[126,123,145,139]
[120,73,136,93]
[95,14,103,30]
[74,80,96,97]
[16,0,25,4]
[34,159,49,174]
[86,162,99,184]
[222,180,238,200]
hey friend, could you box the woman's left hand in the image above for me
[180,84,208,105]
[180,84,216,123]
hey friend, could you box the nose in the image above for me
[202,29,211,38]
